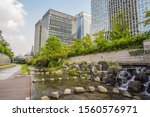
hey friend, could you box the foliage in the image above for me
[110,12,131,40]
[67,67,78,76]
[68,34,93,56]
[0,43,14,59]
[145,10,150,26]
[21,64,30,75]
[31,26,150,69]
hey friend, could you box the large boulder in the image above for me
[98,86,108,93]
[74,87,85,93]
[98,61,109,71]
[104,74,116,86]
[108,67,117,76]
[146,83,150,93]
[128,81,144,93]
[134,72,149,83]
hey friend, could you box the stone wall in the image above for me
[68,50,143,64]
[0,53,11,64]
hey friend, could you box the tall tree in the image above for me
[110,12,131,40]
[145,10,150,26]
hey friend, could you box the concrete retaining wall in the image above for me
[68,50,144,64]
[0,53,11,64]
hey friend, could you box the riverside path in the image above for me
[0,65,31,100]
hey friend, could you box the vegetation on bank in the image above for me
[0,37,14,59]
[21,64,30,75]
[27,12,150,69]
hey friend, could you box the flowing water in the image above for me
[31,65,150,100]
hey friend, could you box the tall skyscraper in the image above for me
[76,12,91,39]
[109,0,139,36]
[137,0,150,33]
[34,9,76,53]
[91,0,110,36]
[41,9,76,46]
[91,0,150,38]
[34,20,42,53]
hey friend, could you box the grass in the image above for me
[21,64,30,75]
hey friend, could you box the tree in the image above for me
[145,10,150,26]
[94,30,108,52]
[110,12,131,40]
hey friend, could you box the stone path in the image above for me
[0,65,21,80]
[0,77,31,100]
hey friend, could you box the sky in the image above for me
[0,0,91,55]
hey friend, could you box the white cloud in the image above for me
[0,0,27,31]
[0,0,31,55]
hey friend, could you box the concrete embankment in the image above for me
[0,65,22,80]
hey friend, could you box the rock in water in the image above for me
[41,96,49,100]
[112,88,120,94]
[123,91,132,98]
[51,92,59,99]
[64,89,72,95]
[94,77,100,82]
[146,83,150,93]
[98,86,108,93]
[98,61,109,71]
[74,87,85,93]
[128,81,144,93]
[88,86,96,92]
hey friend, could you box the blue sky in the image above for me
[0,0,91,55]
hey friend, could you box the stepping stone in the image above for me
[123,91,132,98]
[25,97,31,100]
[98,86,108,93]
[64,89,72,95]
[112,88,120,94]
[133,96,141,100]
[73,77,77,80]
[94,77,100,82]
[74,87,85,93]
[51,92,59,99]
[41,96,49,100]
[81,77,86,80]
[88,86,95,92]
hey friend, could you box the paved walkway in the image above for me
[0,65,31,100]
[0,65,21,80]
[0,77,31,100]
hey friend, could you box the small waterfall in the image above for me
[142,76,150,96]
[119,76,135,91]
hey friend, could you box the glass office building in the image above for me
[34,9,76,53]
[91,0,110,36]
[137,0,150,33]
[34,20,42,53]
[76,12,91,39]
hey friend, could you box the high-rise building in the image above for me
[34,9,76,53]
[91,0,110,36]
[34,20,42,53]
[137,0,150,33]
[76,12,91,39]
[109,0,139,36]
[41,9,76,46]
